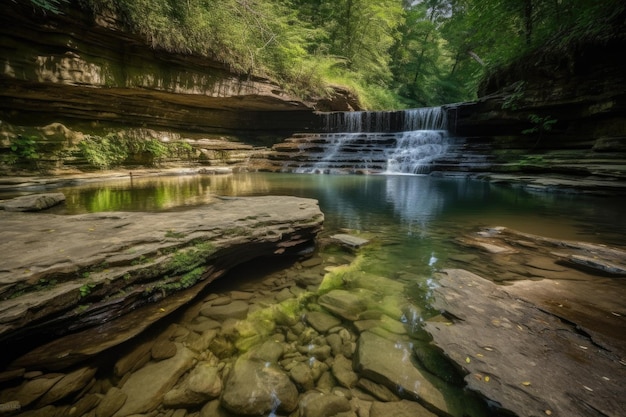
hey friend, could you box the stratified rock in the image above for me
[298,390,351,417]
[0,193,66,212]
[369,400,437,417]
[113,344,195,416]
[424,268,626,417]
[221,356,298,415]
[1,196,323,370]
[356,378,400,402]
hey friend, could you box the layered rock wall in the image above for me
[0,1,323,174]
[439,37,626,189]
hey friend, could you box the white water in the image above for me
[308,107,450,174]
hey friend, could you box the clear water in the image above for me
[48,172,626,249]
[13,172,626,415]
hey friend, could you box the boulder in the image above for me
[221,356,298,415]
[298,390,351,417]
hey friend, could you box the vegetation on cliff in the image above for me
[21,0,626,110]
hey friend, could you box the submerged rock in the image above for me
[221,356,298,415]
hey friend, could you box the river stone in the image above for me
[37,366,97,406]
[331,354,358,389]
[151,340,177,360]
[113,344,195,416]
[354,331,459,417]
[95,387,127,417]
[200,399,234,417]
[1,193,66,212]
[298,390,352,417]
[200,300,249,321]
[221,356,298,415]
[289,362,315,391]
[1,374,64,408]
[246,339,285,363]
[330,234,369,248]
[305,311,342,333]
[370,399,437,417]
[356,378,400,402]
[68,393,100,417]
[163,362,222,408]
[318,290,366,321]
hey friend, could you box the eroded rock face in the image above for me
[0,195,323,369]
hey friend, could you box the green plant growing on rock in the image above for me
[523,113,557,149]
[79,283,96,298]
[8,134,41,167]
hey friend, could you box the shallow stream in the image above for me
[13,172,626,416]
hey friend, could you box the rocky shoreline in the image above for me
[1,187,625,417]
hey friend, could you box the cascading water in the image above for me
[279,107,451,174]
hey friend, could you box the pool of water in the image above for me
[48,172,626,248]
[16,172,626,416]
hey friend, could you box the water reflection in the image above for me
[49,172,626,247]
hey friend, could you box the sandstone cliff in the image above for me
[0,1,330,174]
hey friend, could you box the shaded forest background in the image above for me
[25,0,626,109]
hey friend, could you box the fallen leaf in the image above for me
[583,385,593,392]
[484,376,490,382]
[522,381,531,386]
[465,357,471,364]
[476,353,484,357]
[545,410,552,415]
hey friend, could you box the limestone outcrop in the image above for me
[0,1,328,174]
[0,195,324,369]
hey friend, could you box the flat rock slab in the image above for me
[0,196,323,370]
[0,192,66,211]
[424,269,626,417]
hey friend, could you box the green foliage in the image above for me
[79,283,96,298]
[78,133,192,169]
[75,0,623,109]
[22,0,69,14]
[523,114,557,135]
[78,133,128,169]
[9,135,40,163]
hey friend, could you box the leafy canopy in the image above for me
[24,0,626,109]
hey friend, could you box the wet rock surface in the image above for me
[429,227,626,417]
[0,195,323,367]
[1,223,624,417]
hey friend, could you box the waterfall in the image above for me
[278,107,451,174]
